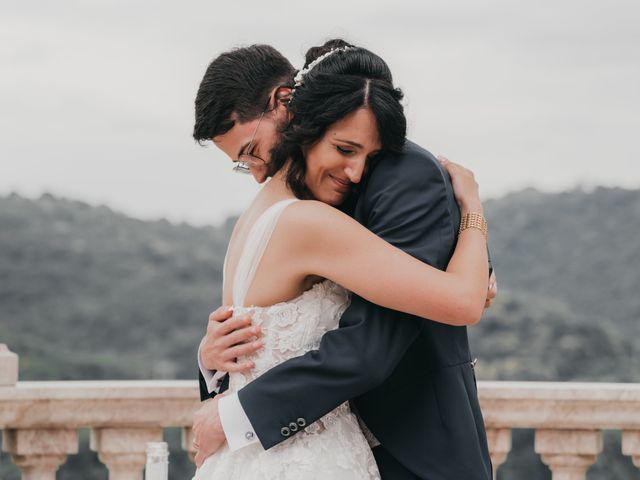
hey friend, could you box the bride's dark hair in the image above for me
[269,39,406,200]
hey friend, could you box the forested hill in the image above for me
[0,187,638,383]
[484,186,640,334]
[0,193,233,379]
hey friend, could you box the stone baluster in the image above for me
[0,343,19,386]
[535,429,602,480]
[622,430,640,468]
[2,429,78,480]
[2,345,63,478]
[90,427,162,480]
[181,427,197,462]
[486,428,511,478]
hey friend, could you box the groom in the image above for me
[193,43,495,479]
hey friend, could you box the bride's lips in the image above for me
[329,174,351,191]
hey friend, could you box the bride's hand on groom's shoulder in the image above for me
[201,306,263,372]
[437,156,483,214]
[193,395,226,467]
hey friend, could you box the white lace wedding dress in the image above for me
[193,198,380,480]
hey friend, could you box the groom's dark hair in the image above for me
[193,45,295,142]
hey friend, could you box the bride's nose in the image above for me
[344,156,366,184]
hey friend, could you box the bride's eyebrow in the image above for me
[334,138,363,148]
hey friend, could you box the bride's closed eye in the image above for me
[336,145,354,155]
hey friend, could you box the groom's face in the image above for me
[213,97,288,184]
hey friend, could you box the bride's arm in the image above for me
[284,170,488,326]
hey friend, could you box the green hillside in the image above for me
[483,186,640,334]
[0,193,232,380]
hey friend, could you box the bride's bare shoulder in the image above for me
[277,200,353,243]
[283,199,350,225]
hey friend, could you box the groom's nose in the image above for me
[344,156,366,184]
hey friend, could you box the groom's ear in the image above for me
[274,86,293,107]
[271,86,293,122]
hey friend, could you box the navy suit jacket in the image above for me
[200,141,492,479]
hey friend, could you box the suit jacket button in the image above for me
[281,426,291,437]
[245,431,254,440]
[289,422,298,432]
[297,418,306,427]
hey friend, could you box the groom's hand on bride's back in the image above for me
[201,306,263,372]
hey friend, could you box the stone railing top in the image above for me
[0,380,200,429]
[0,380,198,400]
[478,382,640,430]
[2,380,640,431]
[479,381,640,401]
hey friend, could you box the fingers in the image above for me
[437,155,474,175]
[203,353,256,372]
[208,306,234,323]
[201,319,261,371]
[438,155,456,168]
[195,450,205,468]
[438,155,482,213]
[222,340,264,361]
[488,281,497,299]
[210,357,255,373]
[202,312,261,372]
[487,273,497,300]
[192,421,200,443]
[224,360,256,373]
[195,445,219,468]
[218,325,262,349]
[439,157,472,176]
[215,315,255,336]
[484,274,497,309]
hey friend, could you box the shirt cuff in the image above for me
[197,339,227,394]
[218,392,261,451]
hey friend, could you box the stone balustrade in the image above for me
[479,381,640,478]
[2,345,640,479]
[0,379,199,479]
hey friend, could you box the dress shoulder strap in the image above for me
[231,198,299,307]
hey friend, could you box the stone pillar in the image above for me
[535,429,602,480]
[622,430,640,468]
[181,427,197,462]
[486,428,511,478]
[90,427,162,480]
[0,344,19,385]
[2,428,78,480]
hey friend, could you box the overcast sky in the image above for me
[1,0,638,225]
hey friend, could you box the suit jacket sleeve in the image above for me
[237,146,459,449]
[199,370,230,402]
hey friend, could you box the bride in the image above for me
[192,42,489,479]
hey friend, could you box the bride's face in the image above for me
[304,108,381,206]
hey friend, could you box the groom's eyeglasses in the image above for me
[232,97,272,174]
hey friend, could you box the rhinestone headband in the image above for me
[291,46,353,96]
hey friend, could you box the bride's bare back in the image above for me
[222,186,322,307]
